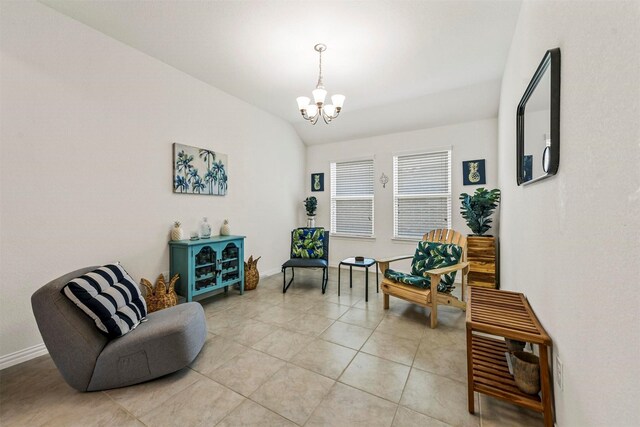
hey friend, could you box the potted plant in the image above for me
[304,196,318,227]
[459,188,501,236]
[459,188,501,288]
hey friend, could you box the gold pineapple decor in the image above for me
[140,274,179,313]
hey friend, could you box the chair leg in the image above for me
[429,273,439,329]
[283,267,295,293]
[322,268,327,294]
[383,293,389,309]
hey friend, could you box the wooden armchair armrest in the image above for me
[376,255,413,274]
[426,261,469,276]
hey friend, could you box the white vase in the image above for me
[220,219,231,236]
[171,222,184,241]
[307,216,316,228]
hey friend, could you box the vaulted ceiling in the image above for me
[40,0,522,145]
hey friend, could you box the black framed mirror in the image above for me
[517,48,560,185]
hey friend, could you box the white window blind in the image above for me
[330,159,374,237]
[393,150,451,239]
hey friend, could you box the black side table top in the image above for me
[340,257,376,267]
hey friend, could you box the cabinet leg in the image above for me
[466,328,475,413]
[539,345,554,427]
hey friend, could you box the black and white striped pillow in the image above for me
[62,263,147,339]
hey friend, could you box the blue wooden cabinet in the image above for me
[169,235,245,302]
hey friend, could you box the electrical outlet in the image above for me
[555,356,563,390]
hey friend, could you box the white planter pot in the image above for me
[307,216,316,228]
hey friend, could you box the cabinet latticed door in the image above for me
[194,245,217,294]
[220,242,240,285]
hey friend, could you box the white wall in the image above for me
[0,1,305,361]
[306,118,498,269]
[497,1,640,426]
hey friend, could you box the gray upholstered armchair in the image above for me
[31,266,207,391]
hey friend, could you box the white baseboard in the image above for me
[0,343,48,370]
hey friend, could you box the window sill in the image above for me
[391,237,421,244]
[330,233,376,241]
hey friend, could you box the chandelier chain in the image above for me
[317,48,324,88]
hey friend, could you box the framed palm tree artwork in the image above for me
[173,143,228,196]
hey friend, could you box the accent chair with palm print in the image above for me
[378,229,469,328]
[281,228,329,294]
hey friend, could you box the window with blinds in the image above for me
[330,159,374,237]
[393,150,451,239]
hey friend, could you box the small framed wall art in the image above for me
[173,143,228,196]
[311,173,324,192]
[462,159,486,186]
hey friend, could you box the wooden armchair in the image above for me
[378,229,469,328]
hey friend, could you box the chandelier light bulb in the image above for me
[331,94,345,110]
[312,88,327,105]
[324,104,336,117]
[296,96,310,111]
[306,104,319,118]
[296,43,345,125]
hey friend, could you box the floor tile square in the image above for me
[205,310,248,334]
[224,299,274,318]
[400,368,480,427]
[3,379,142,427]
[281,312,335,336]
[105,367,202,417]
[217,399,297,427]
[361,330,420,366]
[393,406,452,426]
[251,364,334,425]
[139,377,244,426]
[252,328,314,361]
[210,348,285,396]
[325,293,364,307]
[218,318,276,346]
[339,352,410,402]
[413,332,467,383]
[479,394,544,427]
[278,294,321,311]
[306,382,397,426]
[375,314,427,340]
[307,301,351,319]
[254,305,304,326]
[339,306,386,329]
[320,320,374,350]
[290,339,357,379]
[189,334,248,377]
[201,294,242,316]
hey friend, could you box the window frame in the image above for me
[392,148,452,240]
[330,157,375,238]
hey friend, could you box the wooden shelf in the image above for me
[471,335,542,412]
[466,287,553,427]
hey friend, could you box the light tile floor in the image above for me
[0,268,544,426]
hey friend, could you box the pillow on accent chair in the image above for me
[291,227,325,259]
[384,241,462,293]
[62,263,147,338]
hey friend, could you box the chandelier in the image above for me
[296,44,345,125]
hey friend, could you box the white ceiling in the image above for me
[40,0,522,145]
